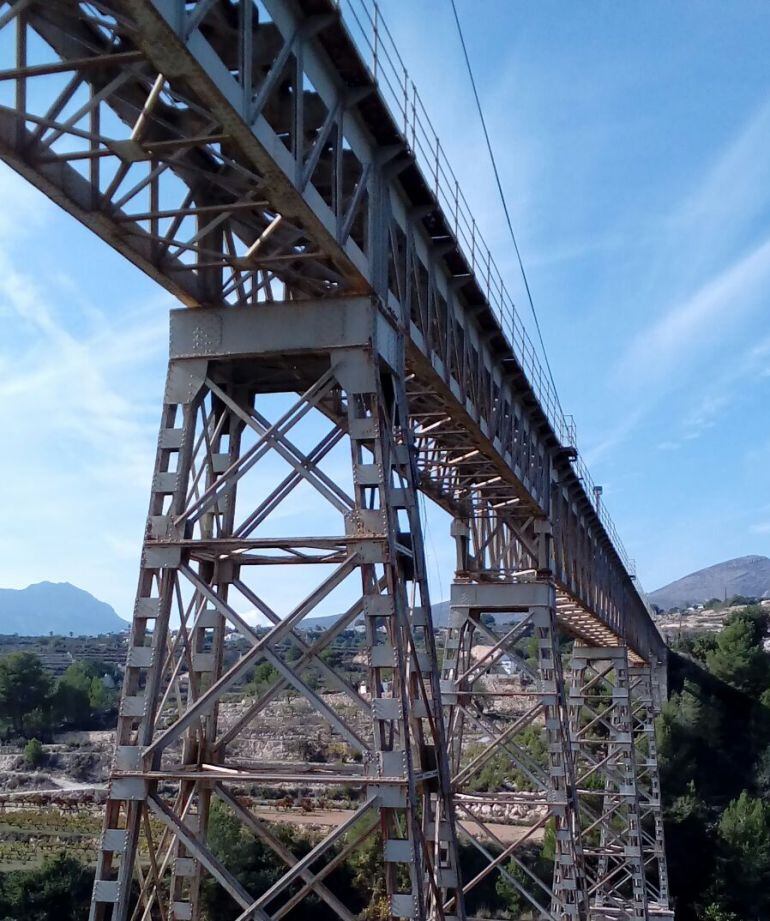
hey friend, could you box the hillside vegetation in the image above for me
[660,606,770,920]
[0,652,119,739]
[1,610,769,919]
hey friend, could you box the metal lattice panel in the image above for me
[568,646,649,921]
[90,301,465,921]
[628,666,671,917]
[0,3,672,919]
[440,581,587,921]
[0,0,665,662]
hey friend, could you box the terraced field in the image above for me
[0,804,104,870]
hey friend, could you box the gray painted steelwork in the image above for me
[0,3,670,920]
[0,0,663,663]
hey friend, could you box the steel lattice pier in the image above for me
[0,2,672,919]
[91,301,465,921]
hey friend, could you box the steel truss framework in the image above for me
[567,648,672,921]
[0,2,672,920]
[0,0,662,660]
[441,578,587,921]
[434,514,673,921]
[628,666,670,913]
[83,300,672,921]
[92,303,465,921]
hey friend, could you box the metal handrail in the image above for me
[333,0,636,577]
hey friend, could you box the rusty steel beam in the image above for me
[0,3,671,920]
[0,0,664,661]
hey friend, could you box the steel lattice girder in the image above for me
[90,299,466,921]
[0,0,665,663]
[440,579,588,921]
[628,666,671,916]
[567,646,649,921]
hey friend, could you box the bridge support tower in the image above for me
[567,645,649,921]
[440,516,588,921]
[90,298,465,921]
[629,664,672,918]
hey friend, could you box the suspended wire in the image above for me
[448,0,565,421]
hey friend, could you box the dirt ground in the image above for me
[252,805,544,845]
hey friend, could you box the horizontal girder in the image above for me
[0,0,664,663]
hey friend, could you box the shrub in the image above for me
[23,738,45,769]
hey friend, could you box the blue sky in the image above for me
[1,1,769,618]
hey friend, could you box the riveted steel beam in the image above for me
[0,2,664,661]
[90,300,466,921]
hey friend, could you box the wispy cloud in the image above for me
[582,407,646,466]
[588,100,770,463]
[590,234,770,460]
[0,167,51,239]
[668,99,770,284]
[616,233,770,391]
[649,331,770,452]
[0,166,172,612]
[0,250,170,481]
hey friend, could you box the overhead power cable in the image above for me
[448,0,564,422]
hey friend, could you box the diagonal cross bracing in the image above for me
[0,3,673,919]
[86,300,466,921]
[0,0,664,663]
[440,575,588,921]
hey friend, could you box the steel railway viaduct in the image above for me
[0,2,671,920]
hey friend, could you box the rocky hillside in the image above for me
[649,555,770,610]
[0,582,127,636]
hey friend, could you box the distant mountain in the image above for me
[0,582,128,636]
[648,555,770,610]
[428,601,518,627]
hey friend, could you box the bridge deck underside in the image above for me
[0,0,664,664]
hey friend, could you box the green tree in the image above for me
[705,611,770,696]
[23,737,45,768]
[347,828,388,915]
[494,860,527,916]
[0,853,93,920]
[756,744,770,797]
[657,685,706,790]
[661,781,715,919]
[703,905,740,921]
[0,652,53,737]
[54,660,117,727]
[495,840,554,918]
[53,673,90,726]
[202,801,302,917]
[690,632,718,663]
[246,661,279,697]
[660,648,770,920]
[714,791,770,916]
[88,674,113,712]
[728,595,758,607]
